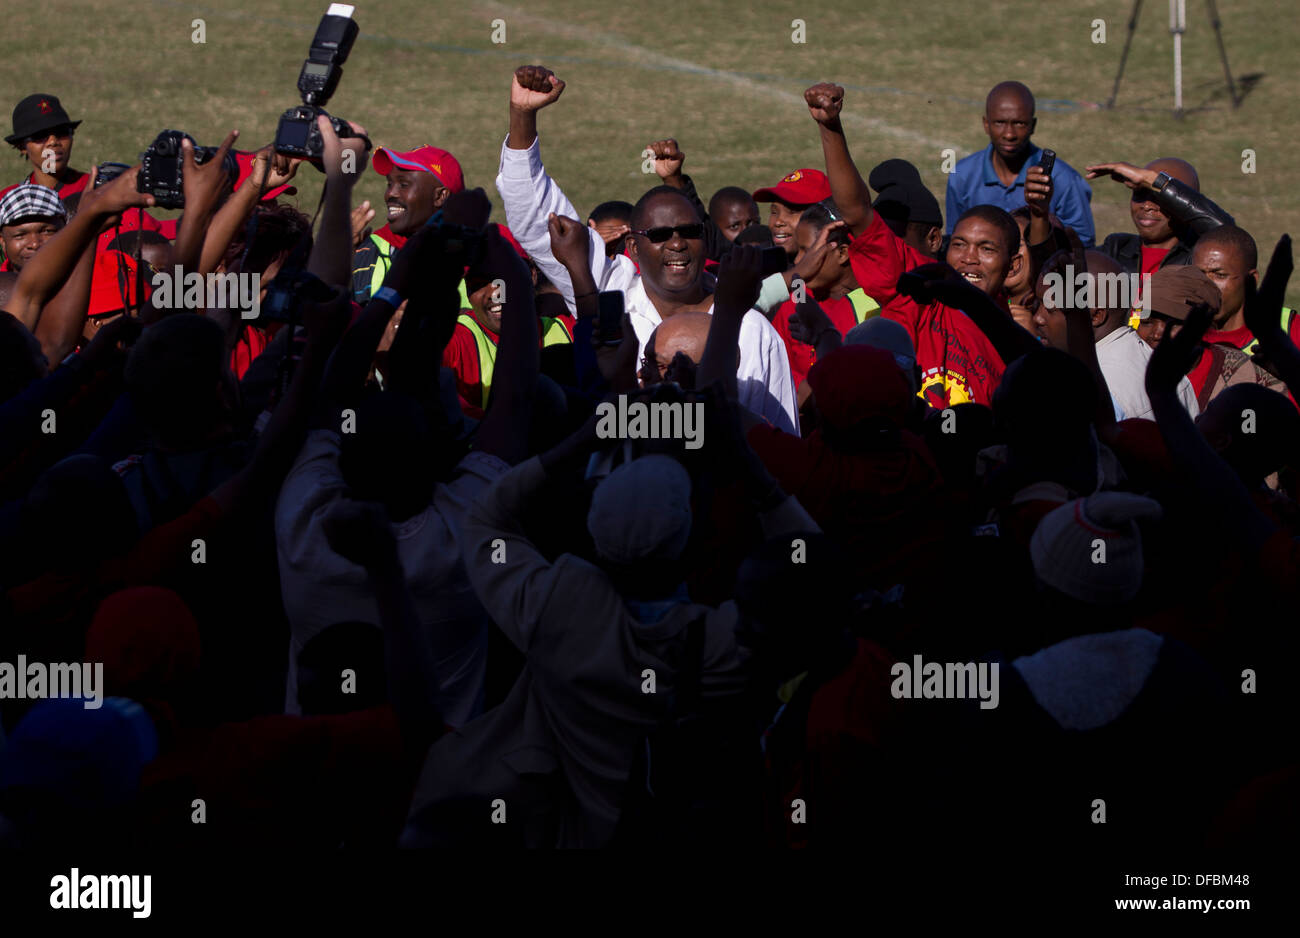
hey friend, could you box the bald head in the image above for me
[986,81,1035,114]
[1145,157,1199,192]
[651,311,712,365]
[983,82,1037,165]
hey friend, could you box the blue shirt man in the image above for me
[945,81,1095,247]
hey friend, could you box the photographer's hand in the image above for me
[308,115,370,287]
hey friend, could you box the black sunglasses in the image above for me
[25,125,75,144]
[630,223,704,243]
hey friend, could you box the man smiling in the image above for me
[498,65,798,433]
[806,81,1018,407]
[753,168,831,259]
[350,144,464,303]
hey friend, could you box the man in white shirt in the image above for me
[496,65,799,434]
[1032,250,1199,420]
[1096,321,1200,420]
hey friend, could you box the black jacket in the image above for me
[1098,178,1234,274]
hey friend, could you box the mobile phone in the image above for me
[760,245,788,277]
[597,290,624,346]
[1037,149,1056,178]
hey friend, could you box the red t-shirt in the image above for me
[848,212,1006,408]
[1203,313,1300,355]
[1139,246,1170,275]
[230,325,271,380]
[772,293,862,390]
[0,170,90,202]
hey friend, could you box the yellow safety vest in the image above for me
[846,287,881,324]
[363,233,471,308]
[456,313,572,408]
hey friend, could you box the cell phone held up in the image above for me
[596,290,625,347]
[1037,148,1056,179]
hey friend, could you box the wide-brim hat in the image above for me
[6,94,81,146]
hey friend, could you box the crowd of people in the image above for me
[0,68,1295,853]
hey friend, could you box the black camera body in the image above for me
[273,6,368,166]
[273,106,369,162]
[94,161,131,189]
[137,130,237,209]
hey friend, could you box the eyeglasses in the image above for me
[25,126,74,144]
[640,355,669,377]
[629,223,704,243]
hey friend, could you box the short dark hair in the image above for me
[708,186,757,217]
[588,200,633,225]
[630,186,699,231]
[1195,224,1258,270]
[955,205,1020,257]
[221,201,312,276]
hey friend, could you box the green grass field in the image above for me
[2,0,1297,299]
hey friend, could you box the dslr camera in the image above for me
[274,4,371,164]
[137,131,237,209]
[94,161,132,189]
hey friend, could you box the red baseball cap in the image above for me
[372,145,464,193]
[233,151,298,201]
[753,168,831,206]
[88,250,151,318]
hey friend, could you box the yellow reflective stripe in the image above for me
[541,317,573,346]
[458,313,496,409]
[368,235,471,308]
[847,287,880,324]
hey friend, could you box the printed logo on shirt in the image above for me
[920,368,974,409]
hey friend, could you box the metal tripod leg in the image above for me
[1205,0,1240,107]
[1106,0,1144,109]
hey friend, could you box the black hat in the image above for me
[868,158,925,193]
[6,94,81,146]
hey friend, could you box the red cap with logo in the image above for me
[752,168,831,206]
[372,145,464,193]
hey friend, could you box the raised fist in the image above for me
[805,83,845,125]
[512,66,566,112]
[646,138,685,180]
[548,212,591,275]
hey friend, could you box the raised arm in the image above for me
[5,165,154,331]
[306,116,371,289]
[805,83,873,238]
[1146,302,1276,552]
[1243,235,1300,399]
[199,146,303,275]
[472,224,539,464]
[1086,161,1234,238]
[698,244,764,402]
[498,66,620,311]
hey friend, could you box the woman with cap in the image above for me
[1,93,87,203]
